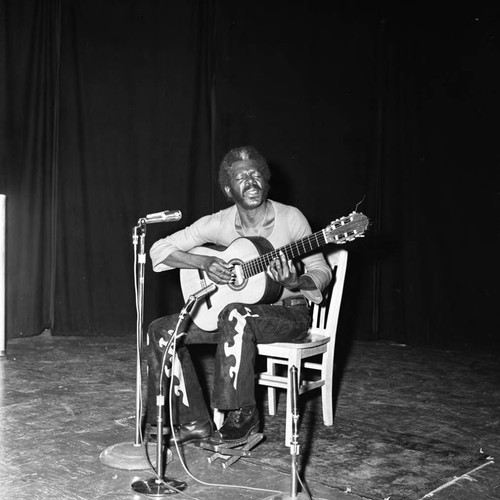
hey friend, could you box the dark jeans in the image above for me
[146,302,310,425]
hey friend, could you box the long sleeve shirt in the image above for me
[150,200,332,304]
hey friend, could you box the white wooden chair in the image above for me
[256,248,348,446]
[214,248,348,446]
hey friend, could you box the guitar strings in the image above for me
[242,229,327,278]
[241,213,367,278]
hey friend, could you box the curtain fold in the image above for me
[1,0,61,337]
[376,7,500,346]
[54,1,216,334]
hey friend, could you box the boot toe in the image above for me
[168,419,213,446]
[210,407,260,444]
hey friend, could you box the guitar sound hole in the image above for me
[229,259,247,291]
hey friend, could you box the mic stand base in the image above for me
[99,442,149,470]
[99,441,173,470]
[131,477,187,496]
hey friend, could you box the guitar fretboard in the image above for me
[242,229,327,279]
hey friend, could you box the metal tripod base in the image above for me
[131,477,187,496]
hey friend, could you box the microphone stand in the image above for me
[131,285,215,496]
[133,220,146,447]
[100,213,183,471]
[100,219,151,469]
[264,366,328,500]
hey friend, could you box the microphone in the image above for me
[144,210,182,224]
[190,283,218,301]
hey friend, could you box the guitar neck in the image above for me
[243,230,327,278]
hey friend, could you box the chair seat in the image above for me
[257,332,330,350]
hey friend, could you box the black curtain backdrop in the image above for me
[1,1,499,348]
[1,0,60,337]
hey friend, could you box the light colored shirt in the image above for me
[150,200,332,304]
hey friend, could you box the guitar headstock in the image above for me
[324,212,370,244]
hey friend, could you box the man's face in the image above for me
[225,160,269,209]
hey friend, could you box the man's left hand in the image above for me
[268,251,300,289]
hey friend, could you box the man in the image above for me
[146,146,331,446]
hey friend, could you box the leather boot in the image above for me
[149,419,213,445]
[168,419,213,446]
[210,406,260,444]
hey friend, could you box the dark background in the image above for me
[1,1,499,348]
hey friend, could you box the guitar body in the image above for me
[178,211,370,332]
[180,237,282,331]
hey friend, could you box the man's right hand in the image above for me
[203,256,234,285]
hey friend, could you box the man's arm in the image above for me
[150,213,221,272]
[267,204,332,303]
[163,249,234,285]
[268,251,322,292]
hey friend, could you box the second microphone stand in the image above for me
[264,365,325,500]
[131,283,216,496]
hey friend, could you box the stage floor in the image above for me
[0,333,499,500]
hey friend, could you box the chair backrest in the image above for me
[310,248,348,337]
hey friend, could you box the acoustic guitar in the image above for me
[180,212,369,331]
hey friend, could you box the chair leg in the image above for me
[267,358,277,415]
[213,408,225,429]
[321,374,334,426]
[285,380,292,446]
